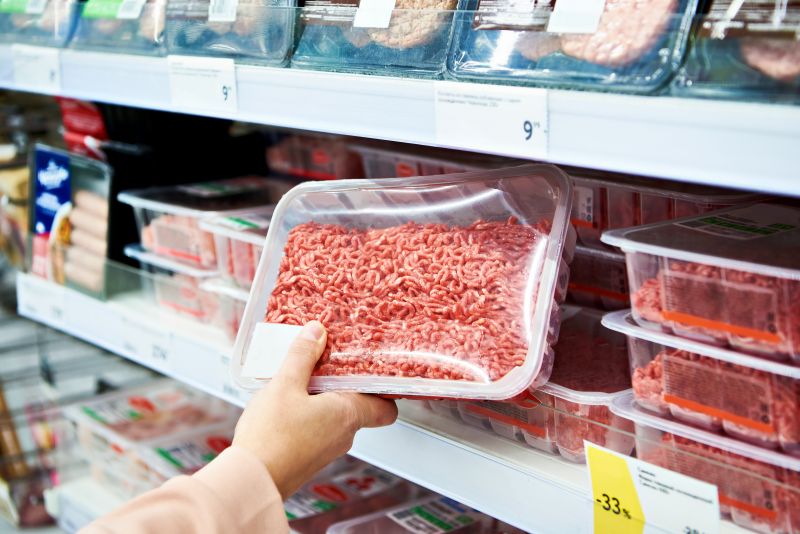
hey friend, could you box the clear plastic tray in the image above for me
[164,0,295,65]
[567,245,629,310]
[673,3,800,104]
[266,134,364,180]
[604,310,800,455]
[70,0,166,55]
[448,1,698,94]
[327,495,527,533]
[292,3,457,78]
[0,0,81,47]
[199,209,274,289]
[612,393,800,534]
[200,278,250,341]
[137,421,235,479]
[125,244,221,323]
[569,170,764,249]
[602,203,800,362]
[459,306,633,463]
[286,461,413,534]
[233,165,575,399]
[118,176,288,269]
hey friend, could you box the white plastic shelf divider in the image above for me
[18,273,753,533]
[1,46,799,196]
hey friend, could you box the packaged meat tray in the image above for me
[164,0,295,66]
[287,461,413,534]
[70,0,166,55]
[447,0,698,94]
[0,0,81,47]
[118,176,288,269]
[199,210,274,289]
[125,244,221,323]
[567,245,629,310]
[459,306,634,463]
[602,203,800,362]
[612,393,800,534]
[291,0,458,78]
[200,278,250,342]
[266,134,364,180]
[569,170,764,249]
[603,309,800,455]
[326,495,527,533]
[673,1,800,104]
[232,164,575,399]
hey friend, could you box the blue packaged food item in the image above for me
[0,0,82,47]
[448,0,699,94]
[673,0,800,103]
[165,0,295,65]
[292,0,458,78]
[70,0,166,55]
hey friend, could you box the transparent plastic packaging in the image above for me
[604,310,800,455]
[200,210,273,289]
[233,165,575,399]
[569,171,764,249]
[612,393,800,534]
[165,0,295,65]
[292,3,457,77]
[0,0,80,47]
[70,0,166,55]
[459,306,633,462]
[266,135,364,180]
[118,177,288,269]
[567,245,629,310]
[448,0,698,93]
[673,2,800,104]
[200,278,250,341]
[327,495,527,534]
[602,203,800,362]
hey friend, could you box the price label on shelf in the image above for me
[167,56,238,113]
[17,275,67,329]
[585,442,719,534]
[11,45,61,94]
[118,314,172,369]
[434,81,548,159]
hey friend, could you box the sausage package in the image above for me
[447,0,699,93]
[0,0,81,47]
[291,0,458,77]
[455,306,634,463]
[612,393,800,534]
[604,310,800,455]
[164,0,295,65]
[70,0,166,55]
[602,203,800,362]
[233,165,575,399]
[673,0,800,103]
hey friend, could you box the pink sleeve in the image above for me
[80,446,289,534]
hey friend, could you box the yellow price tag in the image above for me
[586,443,644,534]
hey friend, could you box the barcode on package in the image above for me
[117,0,146,19]
[24,0,48,14]
[209,0,237,22]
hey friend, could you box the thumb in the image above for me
[274,321,327,388]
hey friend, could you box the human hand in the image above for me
[232,321,398,498]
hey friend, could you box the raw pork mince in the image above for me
[366,0,457,49]
[266,218,550,382]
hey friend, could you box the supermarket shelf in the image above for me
[17,273,753,533]
[1,46,799,196]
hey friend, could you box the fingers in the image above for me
[334,392,398,429]
[274,321,327,387]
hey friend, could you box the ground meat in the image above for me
[662,260,727,344]
[632,352,667,414]
[266,218,556,382]
[514,32,561,61]
[632,276,662,323]
[663,350,723,430]
[740,38,800,82]
[559,0,677,67]
[366,0,456,49]
[554,400,634,463]
[142,214,217,268]
[775,376,800,456]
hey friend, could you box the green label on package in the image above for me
[82,0,145,19]
[0,0,33,14]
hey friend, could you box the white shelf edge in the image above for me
[1,46,799,196]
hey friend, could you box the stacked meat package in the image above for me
[601,202,800,532]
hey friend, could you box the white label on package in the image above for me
[24,0,48,14]
[586,442,719,534]
[546,0,605,34]
[434,81,548,160]
[353,0,396,28]
[208,0,238,23]
[168,56,238,113]
[676,204,798,241]
[242,323,305,379]
[11,45,61,94]
[387,497,482,534]
[573,185,595,226]
[116,0,147,19]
